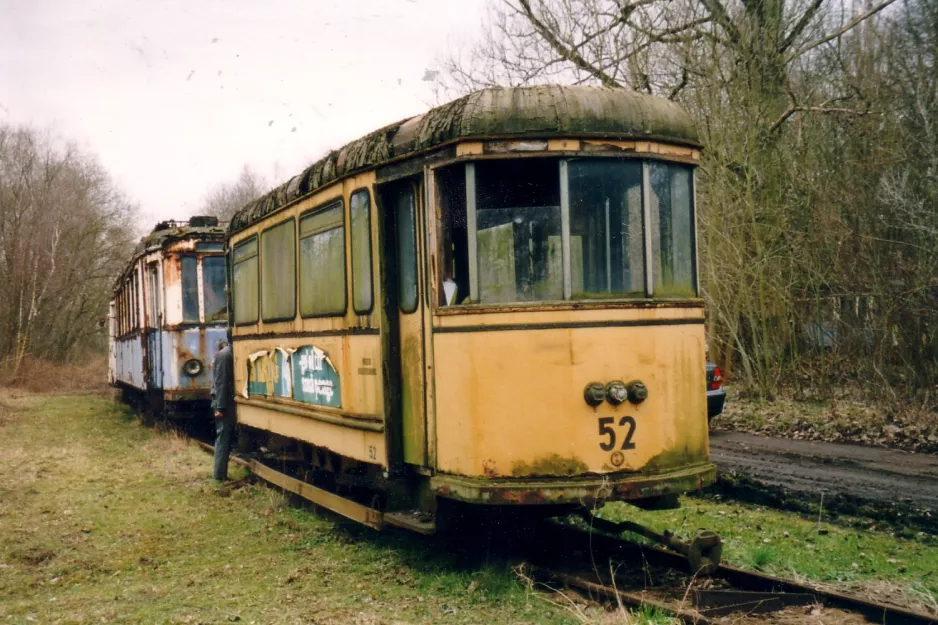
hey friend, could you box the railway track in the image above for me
[190,433,938,624]
[531,520,938,624]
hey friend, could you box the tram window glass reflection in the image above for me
[202,256,227,322]
[396,185,419,313]
[147,263,160,326]
[299,201,346,316]
[649,163,695,297]
[568,159,645,298]
[261,219,296,321]
[474,159,561,303]
[232,237,259,325]
[181,256,200,322]
[350,190,373,314]
[436,165,468,306]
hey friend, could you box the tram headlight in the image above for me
[626,380,648,404]
[183,358,203,377]
[605,381,628,405]
[583,382,605,407]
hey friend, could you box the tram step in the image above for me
[384,511,437,535]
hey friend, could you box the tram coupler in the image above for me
[576,510,723,575]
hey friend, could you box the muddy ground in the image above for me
[708,430,938,535]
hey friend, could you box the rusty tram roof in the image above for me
[230,85,700,233]
[134,217,226,256]
[114,217,227,289]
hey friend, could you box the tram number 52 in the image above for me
[598,416,636,451]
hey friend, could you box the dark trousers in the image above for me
[213,414,236,481]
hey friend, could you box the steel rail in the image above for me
[539,520,938,625]
[190,436,937,624]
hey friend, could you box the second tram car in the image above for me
[226,85,714,531]
[109,216,228,418]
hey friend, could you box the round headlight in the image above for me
[183,358,203,376]
[605,380,628,405]
[626,380,648,404]
[583,382,605,407]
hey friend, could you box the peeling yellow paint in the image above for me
[433,306,708,478]
[456,141,484,156]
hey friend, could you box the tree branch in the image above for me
[516,0,625,88]
[779,0,825,53]
[786,0,899,61]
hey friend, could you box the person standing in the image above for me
[211,340,235,481]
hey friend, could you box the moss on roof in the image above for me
[231,85,699,233]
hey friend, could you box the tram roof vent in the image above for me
[188,215,219,227]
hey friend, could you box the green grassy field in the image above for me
[1,391,934,624]
[0,393,581,625]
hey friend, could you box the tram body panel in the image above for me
[156,326,228,396]
[236,401,387,468]
[231,331,386,467]
[114,332,146,391]
[432,310,708,479]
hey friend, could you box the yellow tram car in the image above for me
[227,85,714,532]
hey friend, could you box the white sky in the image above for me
[0,0,487,225]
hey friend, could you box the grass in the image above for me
[0,391,576,625]
[4,389,936,623]
[595,496,938,613]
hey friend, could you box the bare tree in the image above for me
[200,164,267,222]
[441,0,938,402]
[0,125,138,375]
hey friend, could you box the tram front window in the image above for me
[475,159,561,303]
[649,162,695,297]
[568,159,645,298]
[436,157,696,306]
[202,256,227,322]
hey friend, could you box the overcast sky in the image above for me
[0,0,487,225]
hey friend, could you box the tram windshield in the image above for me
[202,255,228,322]
[436,157,696,306]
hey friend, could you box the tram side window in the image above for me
[181,256,200,322]
[475,159,561,303]
[232,238,259,325]
[261,219,297,322]
[350,190,373,314]
[202,256,227,322]
[147,263,160,327]
[568,159,645,298]
[649,163,695,297]
[299,201,346,316]
[396,185,419,313]
[436,165,469,306]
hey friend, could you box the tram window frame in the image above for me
[232,236,259,326]
[566,158,646,299]
[147,262,160,327]
[201,255,228,323]
[350,188,374,315]
[299,198,347,318]
[181,255,201,323]
[440,155,698,307]
[647,161,697,298]
[395,183,420,314]
[260,218,297,323]
[468,158,563,305]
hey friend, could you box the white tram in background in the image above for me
[108,216,228,418]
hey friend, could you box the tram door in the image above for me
[380,177,428,469]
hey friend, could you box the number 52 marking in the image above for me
[598,416,636,451]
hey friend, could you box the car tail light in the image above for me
[709,366,723,391]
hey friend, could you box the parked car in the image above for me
[706,362,725,422]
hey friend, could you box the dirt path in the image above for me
[709,430,938,511]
